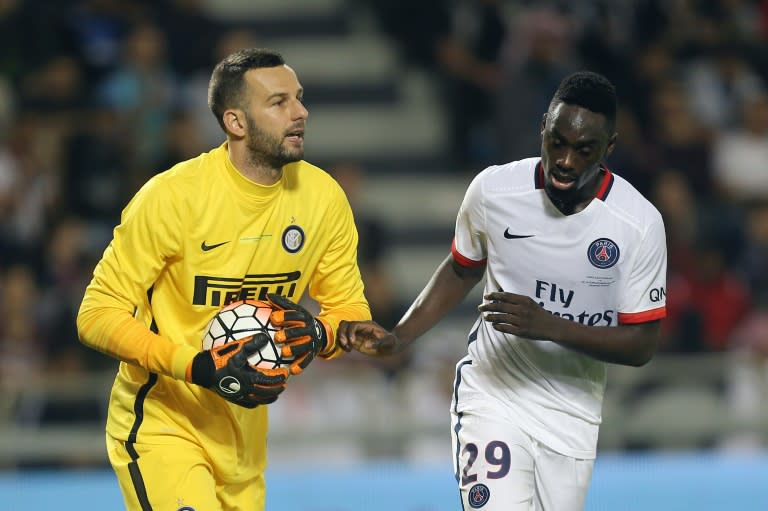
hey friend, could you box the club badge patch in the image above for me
[281,225,305,254]
[468,483,490,508]
[587,238,620,269]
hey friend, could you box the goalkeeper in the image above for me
[76,48,370,511]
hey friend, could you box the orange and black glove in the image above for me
[188,333,287,408]
[267,293,334,375]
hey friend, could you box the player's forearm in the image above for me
[77,302,197,379]
[548,319,661,367]
[393,256,481,346]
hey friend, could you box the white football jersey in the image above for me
[452,157,667,458]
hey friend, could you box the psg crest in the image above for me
[468,483,490,508]
[587,238,620,269]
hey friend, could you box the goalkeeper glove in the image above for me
[267,293,334,375]
[188,333,287,408]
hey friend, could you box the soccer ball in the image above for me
[202,299,294,370]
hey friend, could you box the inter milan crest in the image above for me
[468,483,490,508]
[281,225,305,254]
[587,238,620,269]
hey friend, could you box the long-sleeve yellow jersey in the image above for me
[77,143,370,482]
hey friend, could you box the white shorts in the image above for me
[451,385,594,510]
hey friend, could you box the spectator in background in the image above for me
[652,170,704,278]
[684,41,765,131]
[62,107,133,231]
[97,21,178,168]
[712,93,768,203]
[604,107,657,199]
[39,218,109,368]
[0,112,60,270]
[366,0,507,170]
[622,40,677,132]
[0,265,46,394]
[496,5,580,162]
[652,167,747,353]
[664,235,751,353]
[65,0,149,82]
[180,28,262,149]
[723,200,768,449]
[148,108,208,183]
[644,78,717,200]
[738,201,768,307]
[156,0,222,79]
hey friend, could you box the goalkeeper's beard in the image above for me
[245,115,304,170]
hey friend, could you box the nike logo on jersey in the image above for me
[201,240,230,251]
[503,228,534,239]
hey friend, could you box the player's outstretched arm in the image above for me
[267,293,334,375]
[337,320,399,355]
[341,254,484,357]
[187,333,288,408]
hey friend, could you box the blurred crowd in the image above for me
[1,0,768,449]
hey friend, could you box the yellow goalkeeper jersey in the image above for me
[77,143,370,482]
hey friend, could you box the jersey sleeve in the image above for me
[452,172,487,267]
[309,185,371,358]
[617,214,668,324]
[76,177,199,380]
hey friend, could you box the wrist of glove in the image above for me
[188,333,287,408]
[267,293,334,375]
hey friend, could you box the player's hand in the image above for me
[478,291,560,340]
[337,320,401,356]
[267,293,333,375]
[189,333,287,408]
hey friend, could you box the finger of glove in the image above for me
[274,325,314,343]
[267,293,308,314]
[251,365,290,380]
[244,368,287,387]
[209,341,245,369]
[270,309,310,328]
[289,351,316,375]
[246,333,271,351]
[228,334,272,368]
[279,338,314,358]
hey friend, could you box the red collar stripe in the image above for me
[535,162,545,189]
[595,168,614,201]
[535,161,615,201]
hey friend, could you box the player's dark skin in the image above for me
[337,101,660,367]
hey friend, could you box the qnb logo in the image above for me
[650,287,666,303]
[587,238,620,269]
[193,271,301,306]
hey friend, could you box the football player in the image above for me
[77,48,371,510]
[338,71,666,511]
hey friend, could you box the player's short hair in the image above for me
[550,71,617,131]
[208,48,286,132]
